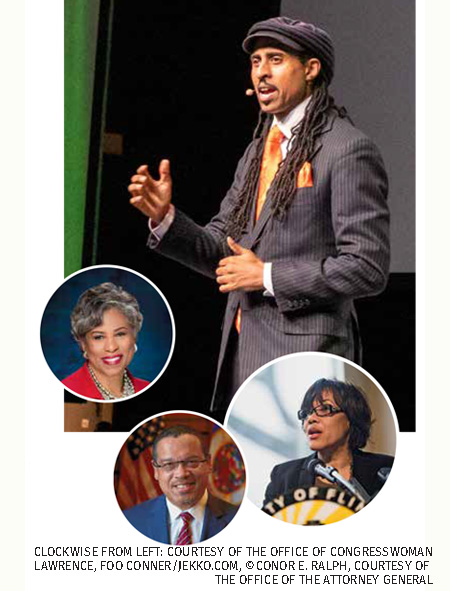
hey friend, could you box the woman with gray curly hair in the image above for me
[62,283,149,400]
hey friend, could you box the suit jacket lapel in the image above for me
[151,496,170,544]
[200,495,227,541]
[248,189,274,249]
[298,453,316,489]
[200,503,213,541]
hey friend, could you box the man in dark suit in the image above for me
[124,426,237,543]
[128,18,390,413]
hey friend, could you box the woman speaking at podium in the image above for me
[263,379,394,509]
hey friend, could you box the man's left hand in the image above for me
[216,237,264,293]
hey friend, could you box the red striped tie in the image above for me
[175,511,194,545]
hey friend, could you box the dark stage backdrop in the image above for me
[77,0,415,430]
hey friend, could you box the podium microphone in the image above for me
[307,458,371,504]
[377,467,391,483]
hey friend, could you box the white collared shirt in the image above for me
[274,94,312,157]
[166,490,208,544]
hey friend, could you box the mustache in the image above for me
[172,477,195,485]
[258,80,277,91]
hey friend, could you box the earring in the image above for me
[134,344,138,353]
[83,350,88,360]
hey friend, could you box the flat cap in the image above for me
[242,16,334,84]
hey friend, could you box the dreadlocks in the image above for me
[225,65,350,241]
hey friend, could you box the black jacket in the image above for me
[263,449,394,506]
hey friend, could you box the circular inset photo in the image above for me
[226,353,397,526]
[41,265,175,402]
[115,412,246,544]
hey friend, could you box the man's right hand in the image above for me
[128,160,172,224]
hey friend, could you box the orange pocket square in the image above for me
[297,161,313,188]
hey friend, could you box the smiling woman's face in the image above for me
[81,307,136,383]
[303,392,351,454]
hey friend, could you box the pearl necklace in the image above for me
[87,364,135,400]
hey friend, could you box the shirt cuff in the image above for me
[263,262,274,296]
[148,204,175,246]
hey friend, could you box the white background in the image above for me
[3,0,449,588]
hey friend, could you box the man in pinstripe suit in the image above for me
[128,18,389,413]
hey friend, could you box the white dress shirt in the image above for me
[149,95,312,296]
[166,490,208,544]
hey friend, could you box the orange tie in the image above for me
[255,125,284,219]
[235,125,284,334]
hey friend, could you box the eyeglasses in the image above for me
[297,403,343,423]
[152,458,209,473]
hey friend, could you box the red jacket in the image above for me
[62,363,150,400]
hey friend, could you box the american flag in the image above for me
[114,417,165,510]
